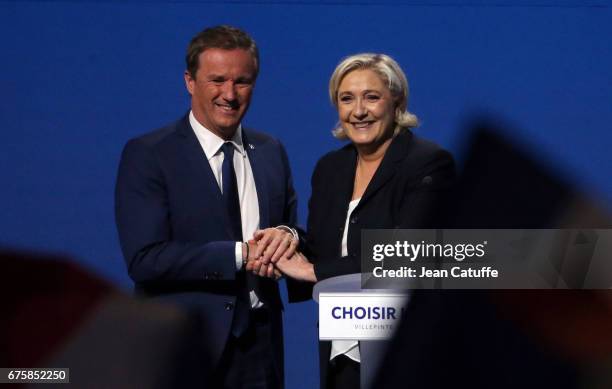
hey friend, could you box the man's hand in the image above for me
[244,240,282,279]
[252,227,298,265]
[246,259,282,279]
[276,252,316,282]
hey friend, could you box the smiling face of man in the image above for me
[185,48,257,139]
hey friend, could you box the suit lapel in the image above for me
[329,145,357,232]
[242,130,270,229]
[359,131,413,207]
[177,115,234,237]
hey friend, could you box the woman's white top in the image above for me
[329,198,361,363]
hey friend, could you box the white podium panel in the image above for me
[313,273,411,389]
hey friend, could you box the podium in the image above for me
[313,273,411,388]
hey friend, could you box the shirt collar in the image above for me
[189,110,245,160]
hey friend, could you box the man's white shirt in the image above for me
[189,111,263,308]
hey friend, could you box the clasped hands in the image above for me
[242,228,316,282]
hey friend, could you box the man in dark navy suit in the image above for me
[115,25,298,389]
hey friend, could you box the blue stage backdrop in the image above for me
[2,1,611,388]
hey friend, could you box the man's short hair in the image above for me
[186,25,259,79]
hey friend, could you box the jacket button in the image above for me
[422,175,433,185]
[350,217,358,224]
[225,302,234,311]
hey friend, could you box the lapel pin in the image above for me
[249,144,255,150]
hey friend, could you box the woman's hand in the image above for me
[276,252,317,283]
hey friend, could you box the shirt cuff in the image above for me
[235,242,243,271]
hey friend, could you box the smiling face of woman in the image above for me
[337,69,397,150]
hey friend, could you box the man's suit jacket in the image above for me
[115,114,297,379]
[299,130,455,388]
